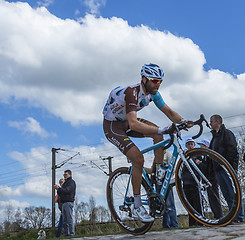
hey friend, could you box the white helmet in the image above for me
[141,63,164,79]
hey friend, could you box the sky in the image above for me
[0,0,245,222]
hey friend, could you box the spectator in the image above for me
[145,150,178,228]
[182,138,202,227]
[197,139,223,219]
[196,139,210,149]
[161,151,178,229]
[55,178,65,238]
[54,170,76,236]
[162,187,178,228]
[210,114,244,223]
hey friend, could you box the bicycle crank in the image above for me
[148,193,165,217]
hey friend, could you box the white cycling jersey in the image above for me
[103,83,165,121]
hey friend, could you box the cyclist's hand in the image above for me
[158,126,168,134]
[179,119,194,131]
[186,120,194,128]
[158,125,174,134]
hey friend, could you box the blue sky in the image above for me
[0,0,245,221]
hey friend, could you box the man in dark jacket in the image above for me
[54,170,76,236]
[210,114,244,223]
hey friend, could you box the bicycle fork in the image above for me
[179,151,212,189]
[179,151,212,217]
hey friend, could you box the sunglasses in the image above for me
[146,77,163,84]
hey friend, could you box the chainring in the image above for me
[148,193,165,217]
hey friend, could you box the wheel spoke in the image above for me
[106,167,153,235]
[175,148,241,227]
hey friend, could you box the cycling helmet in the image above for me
[140,63,164,80]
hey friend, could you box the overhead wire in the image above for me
[1,113,245,190]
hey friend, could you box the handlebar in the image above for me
[162,114,210,150]
[192,114,211,139]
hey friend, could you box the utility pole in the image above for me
[102,156,113,176]
[51,148,61,228]
[102,156,113,222]
[107,156,113,222]
[108,156,113,176]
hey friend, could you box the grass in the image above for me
[0,215,190,240]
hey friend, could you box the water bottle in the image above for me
[156,162,168,185]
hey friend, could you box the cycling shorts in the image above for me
[103,118,150,155]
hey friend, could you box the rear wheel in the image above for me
[106,167,154,235]
[175,148,241,227]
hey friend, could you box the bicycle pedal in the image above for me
[119,205,130,212]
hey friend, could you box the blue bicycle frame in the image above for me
[123,135,212,207]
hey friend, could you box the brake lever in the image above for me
[204,118,211,129]
[175,123,183,140]
[177,130,182,140]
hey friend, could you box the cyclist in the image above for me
[103,63,187,222]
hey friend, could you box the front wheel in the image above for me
[106,167,154,235]
[175,148,241,227]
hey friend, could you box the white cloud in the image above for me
[8,117,51,137]
[1,0,245,219]
[0,185,22,198]
[84,0,106,15]
[2,142,121,207]
[0,199,29,209]
[8,146,51,173]
[0,200,30,223]
[0,0,244,127]
[37,0,54,8]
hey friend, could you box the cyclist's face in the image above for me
[186,141,195,150]
[145,78,161,95]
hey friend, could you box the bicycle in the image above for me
[106,114,241,235]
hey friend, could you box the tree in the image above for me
[74,200,89,224]
[11,209,23,232]
[238,130,245,201]
[96,205,110,223]
[5,203,13,223]
[23,206,51,229]
[3,204,13,232]
[88,196,97,224]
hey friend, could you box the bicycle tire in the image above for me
[175,148,241,227]
[106,167,153,235]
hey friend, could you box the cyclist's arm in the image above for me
[160,104,183,123]
[151,91,183,123]
[127,111,159,135]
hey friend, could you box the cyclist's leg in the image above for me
[103,119,134,153]
[126,146,154,222]
[128,118,164,191]
[140,119,164,166]
[149,133,164,165]
[103,119,147,198]
[103,119,153,222]
[126,146,144,196]
[103,119,145,197]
